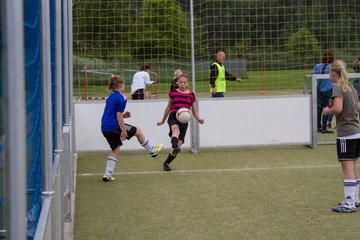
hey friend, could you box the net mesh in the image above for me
[24,0,42,238]
[73,0,360,99]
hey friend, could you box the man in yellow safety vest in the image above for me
[209,51,243,98]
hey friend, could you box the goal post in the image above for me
[310,73,360,148]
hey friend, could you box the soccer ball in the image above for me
[176,108,192,123]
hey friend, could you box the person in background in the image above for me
[323,60,360,213]
[169,69,182,91]
[353,55,360,73]
[209,51,243,98]
[101,75,163,181]
[131,64,151,100]
[157,74,204,171]
[352,55,360,101]
[312,50,335,133]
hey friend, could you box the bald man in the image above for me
[209,51,243,98]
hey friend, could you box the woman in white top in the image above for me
[131,64,151,100]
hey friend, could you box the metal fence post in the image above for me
[311,75,318,148]
[3,0,27,239]
[63,124,72,223]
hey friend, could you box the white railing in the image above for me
[34,116,75,240]
[308,73,360,148]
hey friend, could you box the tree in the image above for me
[130,0,190,60]
[286,27,320,66]
[73,0,143,58]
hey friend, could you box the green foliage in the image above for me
[73,0,143,59]
[130,0,190,60]
[286,28,320,66]
[72,0,360,97]
[73,0,360,63]
[234,39,251,59]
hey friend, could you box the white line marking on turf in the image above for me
[78,164,339,177]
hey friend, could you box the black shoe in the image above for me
[163,162,171,171]
[321,129,334,134]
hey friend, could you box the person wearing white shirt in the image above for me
[131,64,151,100]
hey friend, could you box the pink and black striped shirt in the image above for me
[169,89,196,113]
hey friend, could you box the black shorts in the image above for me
[102,124,137,151]
[167,112,188,142]
[336,138,360,160]
[131,89,145,100]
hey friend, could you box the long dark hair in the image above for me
[140,64,150,71]
[108,75,124,90]
[321,50,335,64]
[353,55,360,73]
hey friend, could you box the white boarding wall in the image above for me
[74,95,311,151]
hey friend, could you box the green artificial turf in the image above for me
[74,145,360,240]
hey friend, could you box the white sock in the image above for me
[356,178,360,202]
[344,179,357,206]
[141,138,154,154]
[105,156,117,176]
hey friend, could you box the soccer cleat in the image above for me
[102,175,115,182]
[151,144,164,157]
[332,202,356,213]
[163,162,171,171]
[339,201,360,208]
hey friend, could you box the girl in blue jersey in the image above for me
[157,74,204,171]
[101,75,163,181]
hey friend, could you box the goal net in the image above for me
[73,0,360,99]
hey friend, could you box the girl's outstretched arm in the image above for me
[157,97,172,125]
[191,101,204,124]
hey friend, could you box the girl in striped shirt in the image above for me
[157,74,204,171]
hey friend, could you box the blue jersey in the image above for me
[312,63,333,92]
[101,91,127,132]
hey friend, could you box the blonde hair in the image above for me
[330,60,350,93]
[177,74,189,82]
[173,69,183,80]
[108,75,124,90]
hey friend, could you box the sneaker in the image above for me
[339,201,360,208]
[102,175,115,182]
[332,202,356,213]
[321,129,334,134]
[163,162,171,171]
[151,144,164,157]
